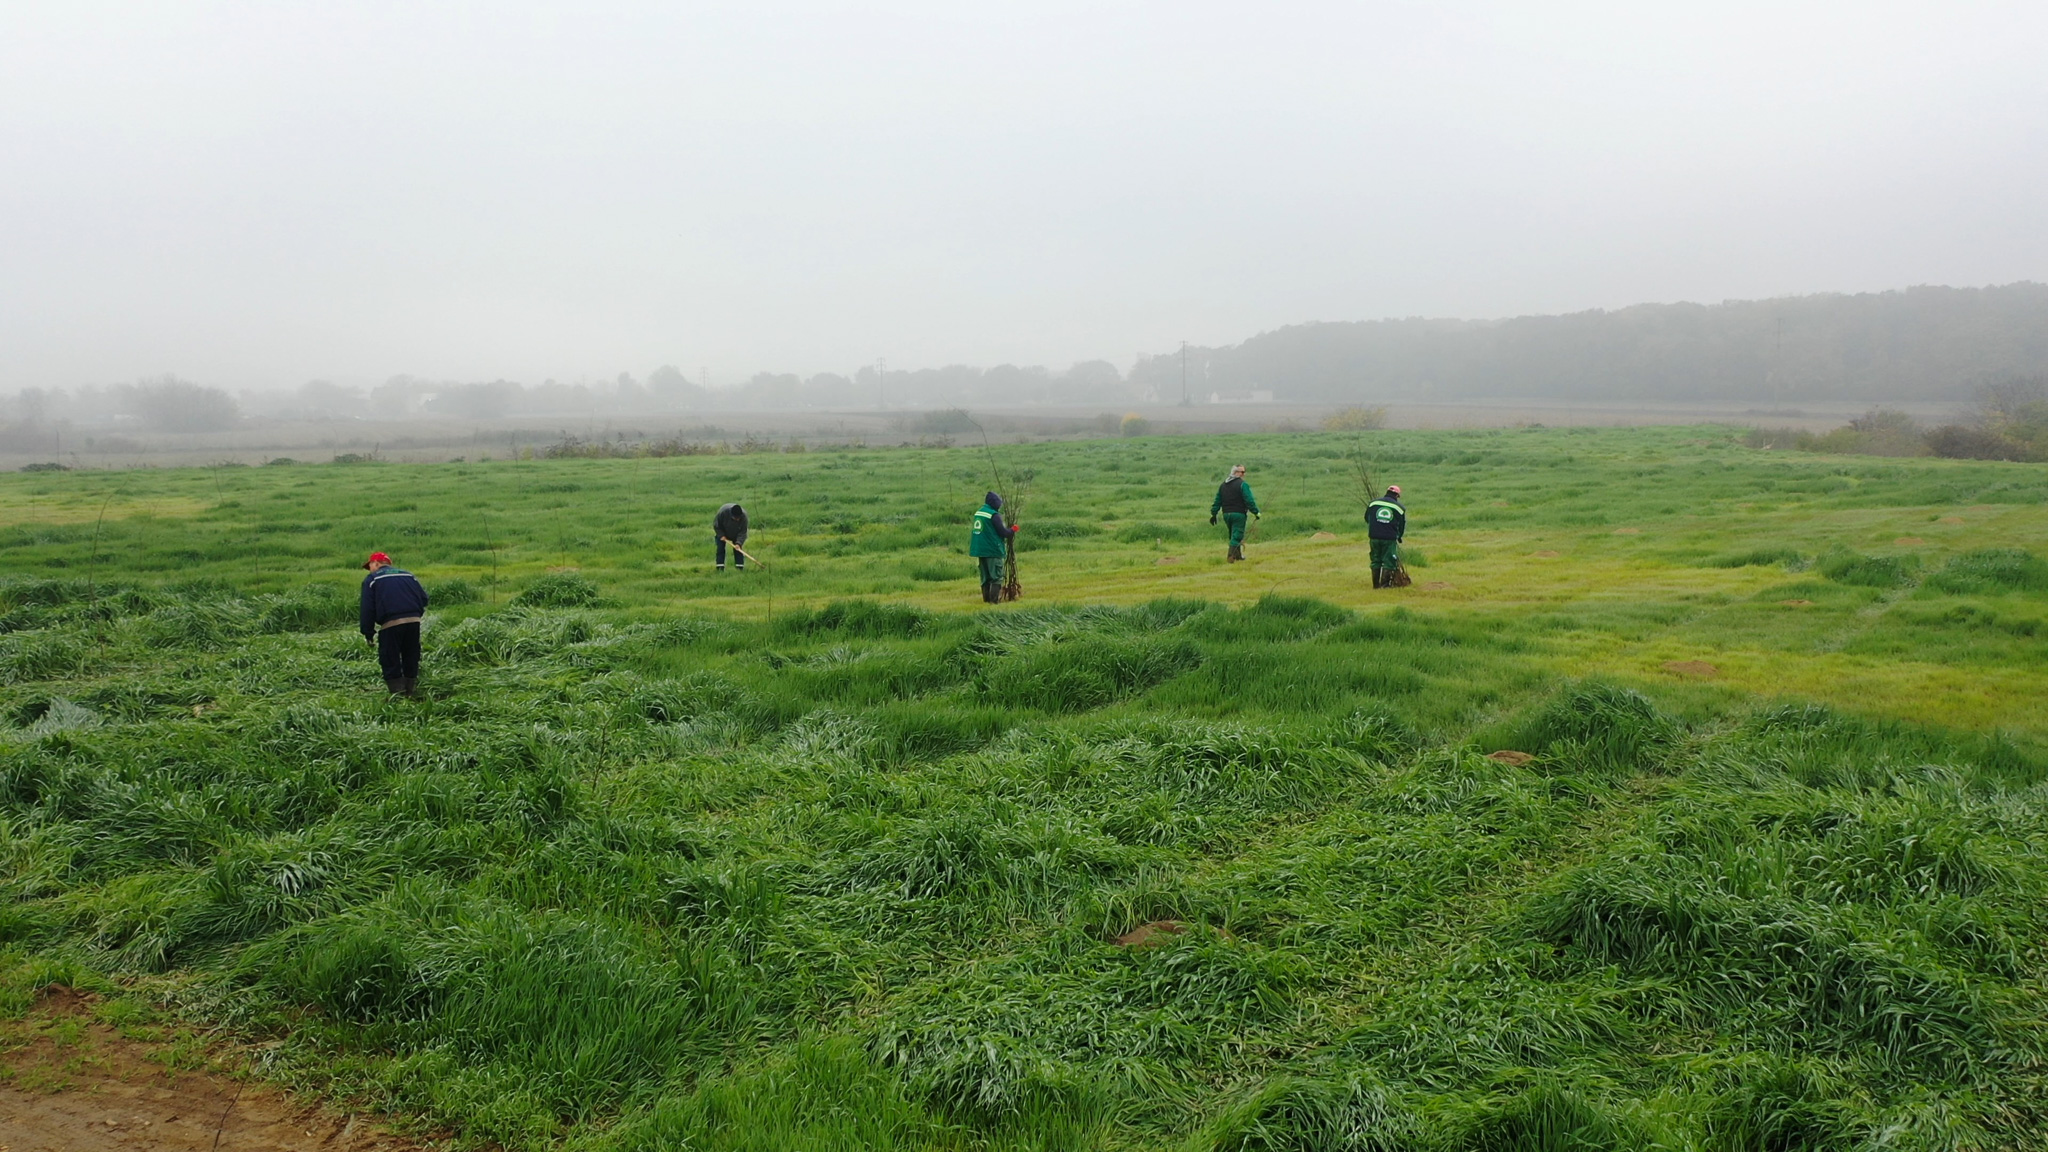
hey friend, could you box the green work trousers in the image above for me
[1222,512,1248,548]
[978,555,1006,585]
[1370,539,1400,570]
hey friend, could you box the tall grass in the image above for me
[3,429,2047,1150]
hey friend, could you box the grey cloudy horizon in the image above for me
[3,1,2045,393]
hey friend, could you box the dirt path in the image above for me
[0,988,434,1152]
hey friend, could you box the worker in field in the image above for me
[1367,485,1406,588]
[969,490,1019,603]
[714,502,749,571]
[360,551,429,696]
[1209,464,1260,562]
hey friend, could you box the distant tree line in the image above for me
[0,361,1145,444]
[7,285,2048,449]
[0,376,244,450]
[1131,283,2048,404]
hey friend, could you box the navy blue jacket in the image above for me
[1366,497,1406,540]
[360,567,429,639]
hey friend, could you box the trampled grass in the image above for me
[3,424,2047,1150]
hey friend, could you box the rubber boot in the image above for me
[1371,569,1383,589]
[402,676,418,697]
[716,563,725,572]
[384,678,404,695]
[1228,544,1242,562]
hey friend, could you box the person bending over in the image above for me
[360,551,429,695]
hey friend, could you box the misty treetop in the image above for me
[1132,281,2048,404]
[7,285,2048,438]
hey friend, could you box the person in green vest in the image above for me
[968,490,1019,603]
[1367,485,1406,587]
[1209,464,1261,562]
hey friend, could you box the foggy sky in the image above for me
[3,2,2045,392]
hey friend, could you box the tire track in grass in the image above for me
[1810,570,1927,654]
[1298,766,1672,1040]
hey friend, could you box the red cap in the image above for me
[1387,485,1401,495]
[362,551,392,569]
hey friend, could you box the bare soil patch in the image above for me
[1780,599,1814,606]
[1310,531,1338,541]
[1894,536,1925,546]
[1114,921,1188,948]
[1155,556,1180,565]
[1485,750,1536,766]
[0,987,433,1152]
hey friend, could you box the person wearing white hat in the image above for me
[1209,464,1261,562]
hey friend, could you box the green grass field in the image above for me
[4,424,2048,1149]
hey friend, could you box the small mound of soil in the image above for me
[1662,660,1719,677]
[1155,556,1180,565]
[1938,515,1965,524]
[1423,581,1454,590]
[1779,598,1813,606]
[1485,750,1535,766]
[1531,550,1560,559]
[1114,921,1188,948]
[1311,531,1337,541]
[1894,536,1925,546]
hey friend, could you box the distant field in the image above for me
[4,424,2042,731]
[4,425,2048,1149]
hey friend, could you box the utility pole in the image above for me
[877,358,887,410]
[1770,317,1783,407]
[1180,341,1188,406]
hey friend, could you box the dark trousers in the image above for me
[377,622,421,682]
[716,535,746,568]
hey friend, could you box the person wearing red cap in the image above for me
[360,552,429,695]
[1366,485,1406,588]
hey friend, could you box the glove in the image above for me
[1254,514,1261,521]
[1209,514,1217,525]
[1011,523,1021,533]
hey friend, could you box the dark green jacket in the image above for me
[969,502,1014,557]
